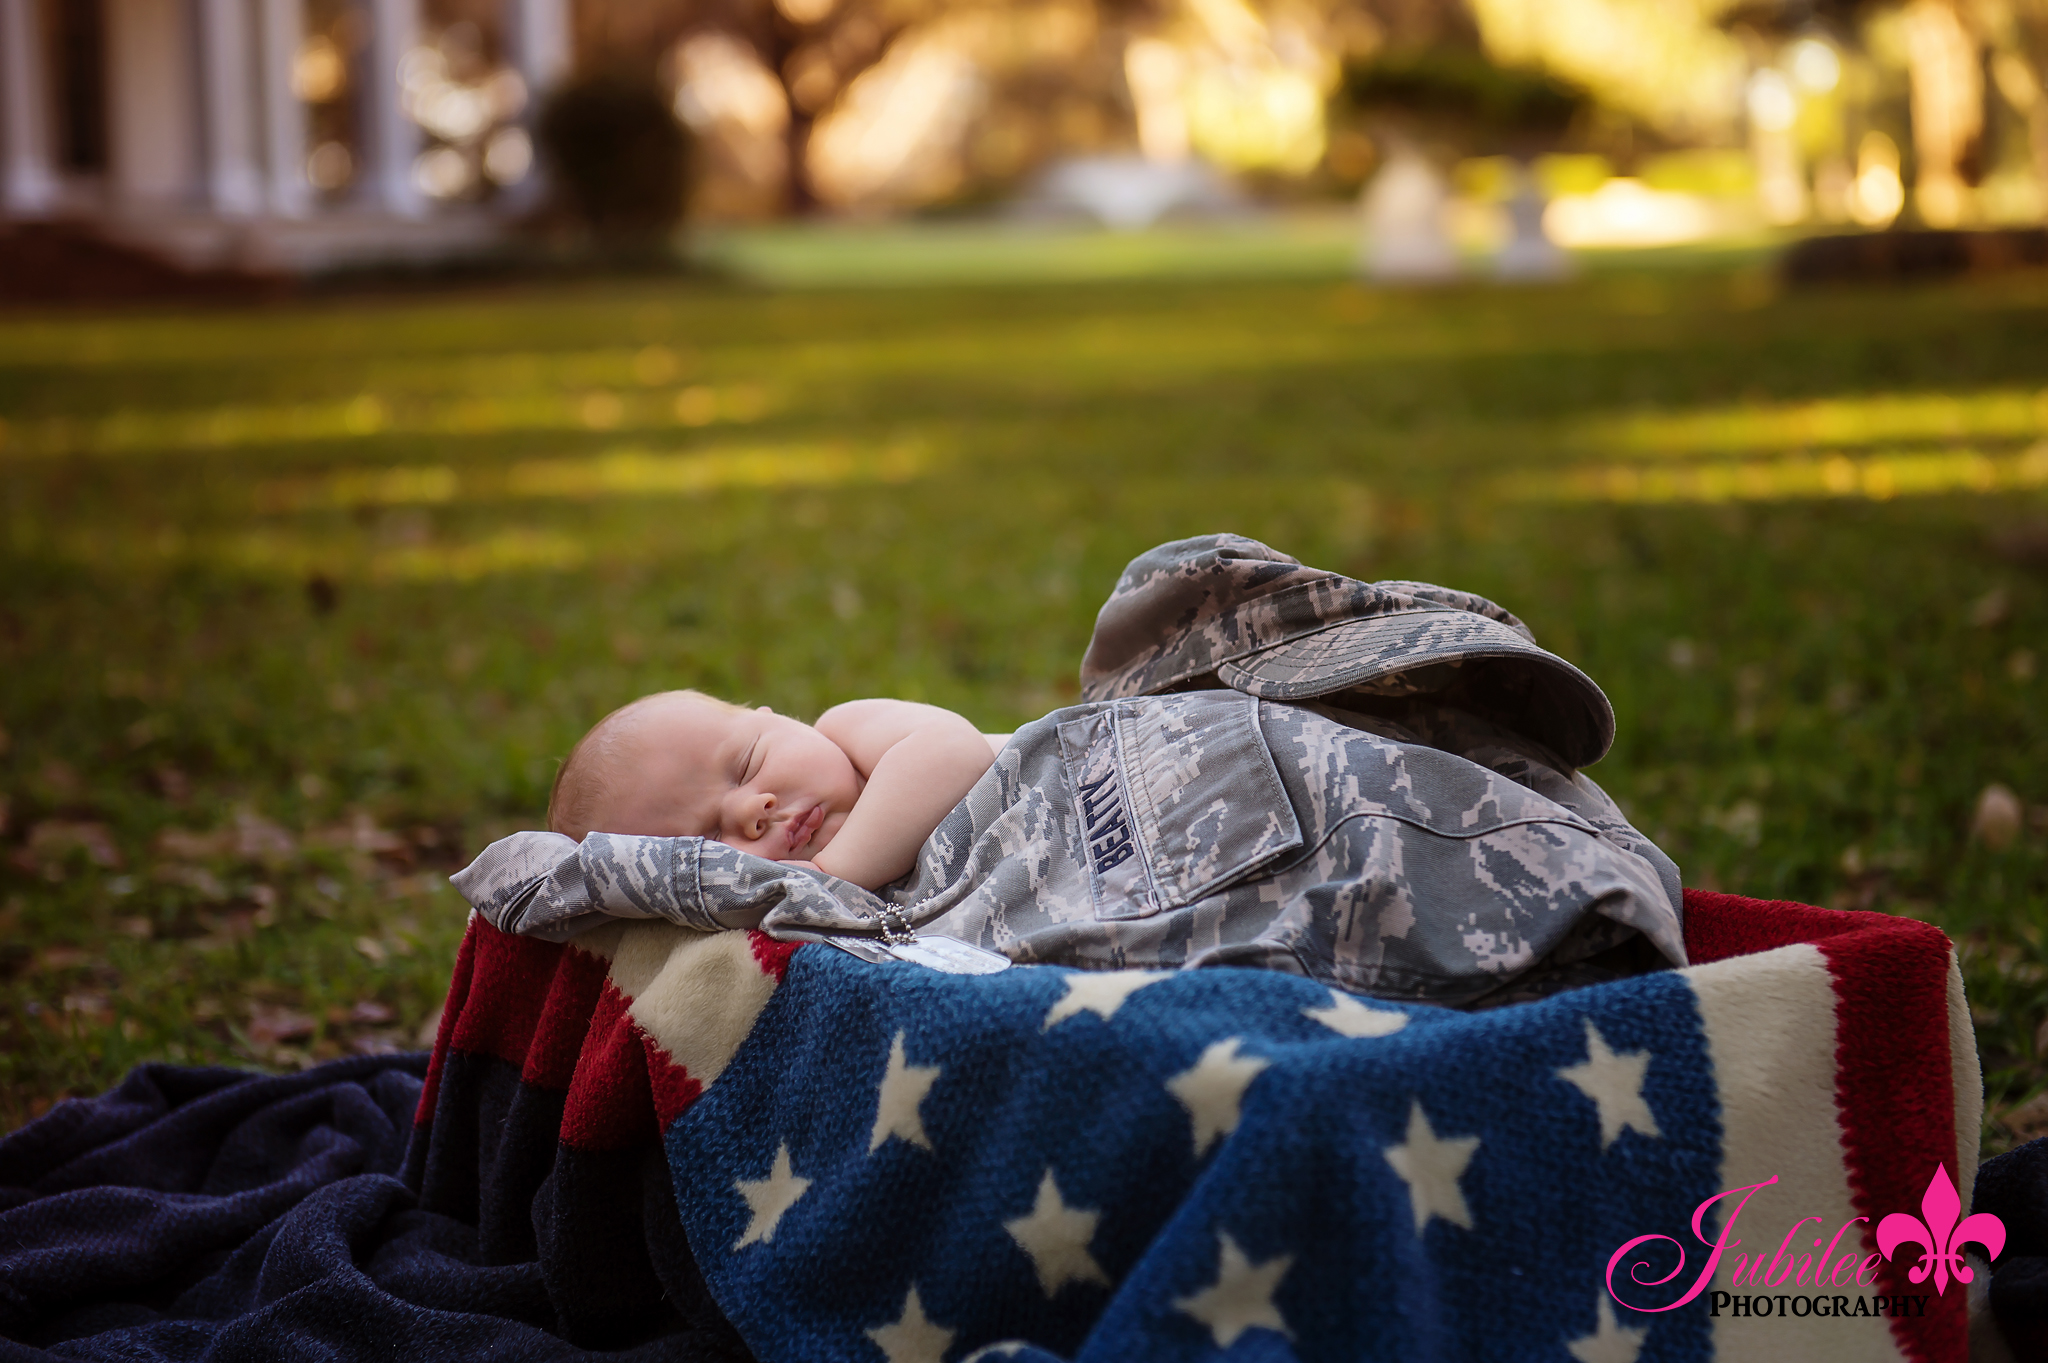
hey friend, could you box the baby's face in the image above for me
[591,694,863,860]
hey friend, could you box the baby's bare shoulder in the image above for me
[815,699,983,769]
[816,697,967,734]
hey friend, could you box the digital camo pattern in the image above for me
[1078,534,1616,769]
[450,826,869,941]
[453,692,1686,1008]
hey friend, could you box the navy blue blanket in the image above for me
[0,1056,750,1361]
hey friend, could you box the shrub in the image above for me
[1337,49,1589,154]
[535,74,693,243]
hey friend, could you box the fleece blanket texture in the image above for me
[0,891,2009,1362]
[0,1053,747,1359]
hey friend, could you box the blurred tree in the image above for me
[2003,3,2048,209]
[565,0,1588,215]
[573,0,908,211]
[1770,0,2048,225]
[574,0,698,75]
[1465,0,1749,144]
[1337,44,1591,159]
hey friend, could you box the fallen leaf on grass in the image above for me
[1972,784,2025,852]
[158,864,230,900]
[33,946,96,973]
[27,821,123,869]
[195,911,258,948]
[231,809,296,863]
[61,992,112,1021]
[354,936,388,964]
[326,999,397,1027]
[1970,585,2013,629]
[307,813,404,855]
[37,761,80,800]
[2000,1091,2048,1141]
[154,828,228,859]
[155,812,299,868]
[245,1005,317,1047]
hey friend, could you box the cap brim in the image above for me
[1216,610,1616,768]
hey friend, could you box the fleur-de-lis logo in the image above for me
[1875,1164,2006,1296]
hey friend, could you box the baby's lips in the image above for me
[787,805,823,852]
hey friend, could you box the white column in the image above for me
[0,0,60,215]
[106,0,202,209]
[196,0,264,215]
[256,0,308,215]
[505,0,571,94]
[500,0,569,209]
[364,0,422,216]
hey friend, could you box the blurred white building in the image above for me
[0,0,570,272]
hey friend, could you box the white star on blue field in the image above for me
[668,945,1722,1362]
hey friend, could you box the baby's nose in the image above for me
[737,791,775,839]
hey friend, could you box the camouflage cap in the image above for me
[1078,533,1616,767]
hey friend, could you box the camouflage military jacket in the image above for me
[452,692,1684,1009]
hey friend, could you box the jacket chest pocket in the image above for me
[1056,694,1304,921]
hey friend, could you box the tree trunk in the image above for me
[1900,0,1984,226]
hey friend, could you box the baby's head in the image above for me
[548,690,861,861]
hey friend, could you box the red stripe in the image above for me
[413,918,478,1126]
[633,933,791,1132]
[422,921,787,1151]
[749,930,801,982]
[1818,921,1963,1362]
[558,979,661,1152]
[519,946,612,1091]
[447,926,575,1071]
[1687,891,1964,1362]
[1680,887,1858,962]
[643,1032,706,1131]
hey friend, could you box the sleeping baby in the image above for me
[546,690,1005,892]
[457,534,1690,1009]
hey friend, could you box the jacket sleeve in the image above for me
[448,830,890,942]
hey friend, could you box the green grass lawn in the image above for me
[2,242,2044,1152]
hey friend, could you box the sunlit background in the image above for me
[1,0,2046,1158]
[4,0,2047,259]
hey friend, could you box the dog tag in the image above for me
[818,932,1012,974]
[889,935,1012,975]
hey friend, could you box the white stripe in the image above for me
[612,925,780,1090]
[1946,949,1982,1198]
[1686,944,1905,1361]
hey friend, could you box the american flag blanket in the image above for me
[412,888,1991,1363]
